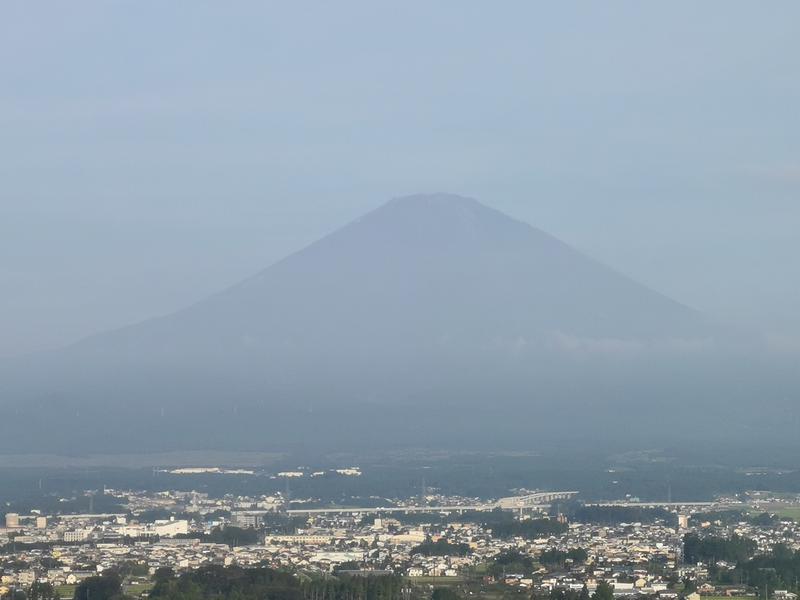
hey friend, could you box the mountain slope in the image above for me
[2,193,749,453]
[69,193,711,360]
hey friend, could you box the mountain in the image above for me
[2,194,783,454]
[72,192,711,355]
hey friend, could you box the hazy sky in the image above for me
[2,2,799,357]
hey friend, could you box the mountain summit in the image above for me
[1,194,730,452]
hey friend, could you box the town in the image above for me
[3,470,800,600]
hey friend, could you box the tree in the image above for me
[73,573,122,600]
[149,564,403,600]
[410,539,471,557]
[486,517,567,540]
[117,561,149,578]
[568,548,588,563]
[540,548,588,567]
[28,582,59,600]
[153,567,175,583]
[592,582,614,600]
[333,561,362,572]
[573,506,671,525]
[488,550,534,577]
[550,589,566,600]
[432,589,461,600]
[683,533,756,564]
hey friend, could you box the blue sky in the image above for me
[2,1,799,356]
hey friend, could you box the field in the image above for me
[54,581,153,598]
[770,506,800,521]
[124,582,154,596]
[408,576,467,586]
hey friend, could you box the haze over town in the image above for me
[2,6,800,600]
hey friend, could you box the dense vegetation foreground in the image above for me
[75,566,404,600]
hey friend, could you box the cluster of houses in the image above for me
[4,487,800,599]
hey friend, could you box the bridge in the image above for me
[584,501,719,508]
[497,491,579,508]
[287,491,579,516]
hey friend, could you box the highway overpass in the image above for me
[287,491,579,516]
